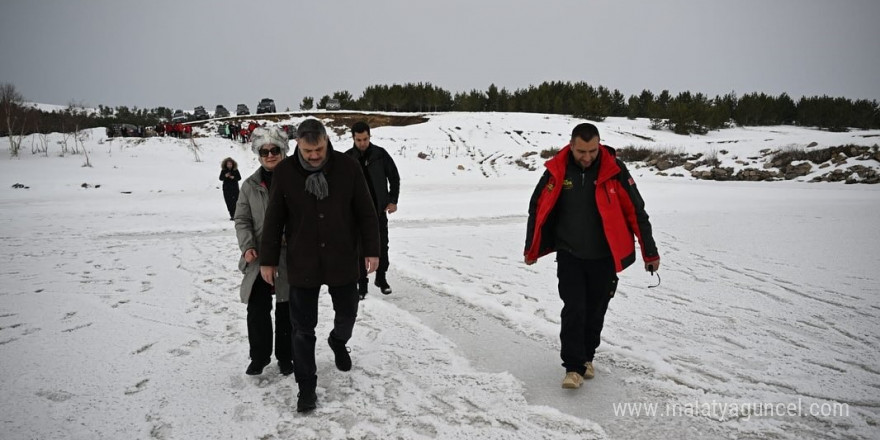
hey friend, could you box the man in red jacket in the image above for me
[524,122,660,390]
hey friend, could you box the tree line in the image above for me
[3,81,879,142]
[305,81,879,134]
[1,87,175,138]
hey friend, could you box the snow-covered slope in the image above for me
[1,113,879,439]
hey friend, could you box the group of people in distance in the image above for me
[221,119,660,413]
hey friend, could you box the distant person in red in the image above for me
[240,127,250,144]
[524,122,660,390]
[183,124,192,138]
[220,157,241,220]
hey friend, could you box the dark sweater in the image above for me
[554,152,611,259]
[260,167,273,189]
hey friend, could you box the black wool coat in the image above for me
[260,146,380,288]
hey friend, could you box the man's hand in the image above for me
[524,256,537,266]
[365,257,380,274]
[260,266,277,286]
[645,258,661,273]
[244,248,258,264]
[385,203,397,214]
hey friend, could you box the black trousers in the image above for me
[247,276,292,364]
[288,283,359,385]
[556,251,616,374]
[223,189,239,218]
[359,212,390,281]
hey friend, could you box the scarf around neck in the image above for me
[298,150,329,200]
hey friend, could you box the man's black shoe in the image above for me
[374,279,392,295]
[327,336,352,371]
[245,359,270,376]
[374,272,392,295]
[279,360,294,376]
[296,389,317,413]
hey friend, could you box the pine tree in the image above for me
[300,96,314,110]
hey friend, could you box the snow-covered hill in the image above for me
[197,112,880,184]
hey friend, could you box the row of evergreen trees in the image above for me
[4,81,879,137]
[306,81,879,134]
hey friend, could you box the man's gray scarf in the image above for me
[298,151,329,200]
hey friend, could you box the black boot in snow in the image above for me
[245,358,270,376]
[374,272,392,295]
[296,382,317,413]
[278,360,294,376]
[327,335,352,371]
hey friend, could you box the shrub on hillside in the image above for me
[770,144,878,167]
[616,146,687,170]
[540,148,560,159]
[616,146,654,162]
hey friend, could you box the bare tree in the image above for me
[59,101,84,157]
[60,128,71,156]
[75,124,91,167]
[1,83,26,157]
[189,137,202,162]
[34,132,49,157]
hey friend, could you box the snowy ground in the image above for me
[1,113,879,439]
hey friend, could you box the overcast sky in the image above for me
[1,0,878,112]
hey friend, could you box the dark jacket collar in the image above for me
[350,143,375,159]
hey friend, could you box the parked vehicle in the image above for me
[171,110,187,122]
[326,99,341,110]
[236,104,250,115]
[256,98,276,114]
[193,106,209,120]
[215,105,230,118]
[106,123,140,137]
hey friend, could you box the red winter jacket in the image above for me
[524,144,659,272]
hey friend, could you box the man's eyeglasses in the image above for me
[259,146,282,157]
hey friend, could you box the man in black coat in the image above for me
[260,119,380,413]
[344,121,401,299]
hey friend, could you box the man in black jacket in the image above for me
[260,119,380,413]
[345,121,401,299]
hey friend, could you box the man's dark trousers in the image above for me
[556,251,615,374]
[288,283,359,384]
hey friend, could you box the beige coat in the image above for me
[234,168,289,303]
